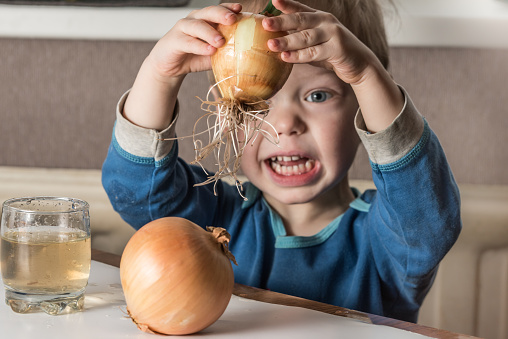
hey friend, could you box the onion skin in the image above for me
[120,217,235,335]
[212,12,293,101]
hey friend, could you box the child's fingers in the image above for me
[262,0,317,33]
[264,11,324,33]
[187,4,239,27]
[264,10,341,64]
[181,4,240,50]
[176,18,226,49]
[268,27,328,53]
[279,47,328,64]
[176,31,218,56]
[218,2,242,13]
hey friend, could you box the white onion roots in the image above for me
[191,77,279,199]
[162,12,292,198]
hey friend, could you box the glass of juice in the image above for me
[0,197,91,315]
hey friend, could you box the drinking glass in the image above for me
[0,197,91,315]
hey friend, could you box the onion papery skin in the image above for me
[212,12,293,101]
[120,217,235,335]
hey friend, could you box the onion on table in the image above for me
[189,8,293,197]
[120,217,237,335]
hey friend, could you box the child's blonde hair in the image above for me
[230,0,391,69]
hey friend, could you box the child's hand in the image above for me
[264,0,404,133]
[147,3,241,80]
[262,0,380,86]
[123,3,241,130]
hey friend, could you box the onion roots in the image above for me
[172,12,292,199]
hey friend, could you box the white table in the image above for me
[0,260,434,338]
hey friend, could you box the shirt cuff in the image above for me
[114,89,178,162]
[354,86,425,165]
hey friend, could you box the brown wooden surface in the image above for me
[91,249,479,339]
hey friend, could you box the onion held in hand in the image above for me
[190,12,292,196]
[212,12,293,101]
[120,217,237,335]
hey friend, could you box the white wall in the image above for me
[1,0,507,48]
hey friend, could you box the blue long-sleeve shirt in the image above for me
[102,88,461,322]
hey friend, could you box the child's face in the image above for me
[240,64,360,205]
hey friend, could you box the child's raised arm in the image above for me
[263,0,404,133]
[122,3,242,131]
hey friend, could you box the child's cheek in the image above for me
[240,138,261,170]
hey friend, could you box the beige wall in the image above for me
[0,37,507,185]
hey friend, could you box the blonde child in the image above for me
[102,0,461,322]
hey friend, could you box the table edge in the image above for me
[91,249,479,339]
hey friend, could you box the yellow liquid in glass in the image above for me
[1,227,90,294]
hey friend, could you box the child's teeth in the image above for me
[270,158,316,176]
[271,161,282,174]
[305,159,314,171]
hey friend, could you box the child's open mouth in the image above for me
[268,155,316,176]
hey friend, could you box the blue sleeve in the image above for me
[366,121,461,317]
[101,133,238,230]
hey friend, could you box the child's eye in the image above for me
[305,91,332,103]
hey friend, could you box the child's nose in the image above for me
[269,106,306,137]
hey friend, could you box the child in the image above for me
[102,0,461,322]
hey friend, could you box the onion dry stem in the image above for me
[207,226,238,265]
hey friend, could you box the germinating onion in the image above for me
[120,217,237,335]
[189,11,293,197]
